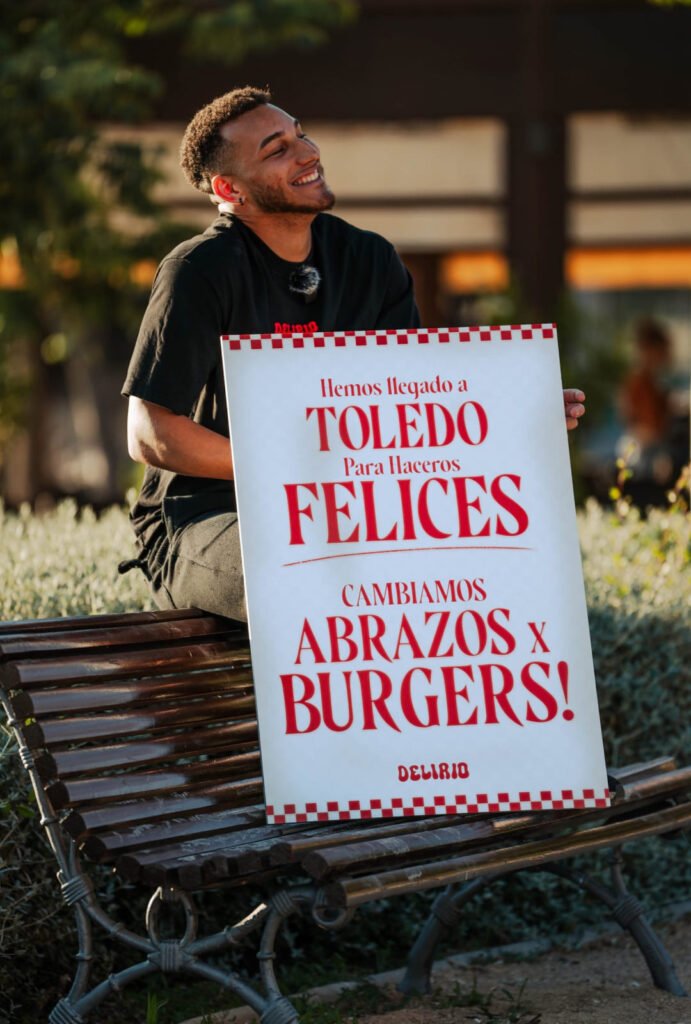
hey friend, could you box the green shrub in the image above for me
[0,499,152,621]
[580,497,690,764]
[0,497,689,1023]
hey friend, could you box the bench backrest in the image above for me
[3,610,690,900]
[0,610,271,888]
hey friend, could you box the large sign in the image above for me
[220,325,610,824]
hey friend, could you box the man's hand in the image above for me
[563,389,586,431]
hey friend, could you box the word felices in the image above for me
[283,474,528,545]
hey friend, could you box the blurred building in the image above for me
[122,0,691,504]
[130,0,691,323]
[3,0,690,504]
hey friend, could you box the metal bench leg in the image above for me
[549,849,687,997]
[610,849,687,996]
[398,877,490,995]
[49,852,307,1022]
[48,889,94,1021]
[255,890,304,1024]
[51,961,160,1023]
[187,884,357,1024]
[400,850,687,1000]
[183,883,358,1022]
[150,885,304,1023]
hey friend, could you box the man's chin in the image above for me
[318,189,336,211]
[286,187,336,214]
[253,184,336,215]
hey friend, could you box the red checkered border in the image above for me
[266,787,611,824]
[222,324,557,351]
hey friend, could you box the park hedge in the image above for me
[0,495,689,1023]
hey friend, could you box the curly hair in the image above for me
[179,86,271,196]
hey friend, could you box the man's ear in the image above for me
[211,174,243,205]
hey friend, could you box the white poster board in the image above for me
[221,325,610,824]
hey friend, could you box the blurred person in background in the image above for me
[618,317,687,506]
[620,318,671,449]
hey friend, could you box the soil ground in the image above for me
[356,917,691,1024]
[186,916,691,1024]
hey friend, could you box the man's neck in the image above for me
[234,210,316,262]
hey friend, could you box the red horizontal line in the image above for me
[282,544,533,567]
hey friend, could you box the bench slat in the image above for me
[606,756,677,784]
[117,821,332,886]
[135,848,264,888]
[1,640,250,688]
[64,795,266,841]
[115,821,320,881]
[11,668,253,721]
[20,693,255,748]
[118,834,266,882]
[47,749,261,808]
[0,608,206,638]
[0,616,243,658]
[270,814,489,864]
[618,765,691,802]
[117,814,564,887]
[122,827,316,887]
[302,815,544,880]
[36,718,259,778]
[327,801,691,908]
[83,807,280,861]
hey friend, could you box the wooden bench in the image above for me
[1,608,689,1024]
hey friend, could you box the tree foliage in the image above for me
[0,0,355,490]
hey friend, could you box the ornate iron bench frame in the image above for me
[1,609,689,1024]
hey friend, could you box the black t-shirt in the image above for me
[122,212,420,577]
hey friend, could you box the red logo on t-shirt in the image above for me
[274,321,319,334]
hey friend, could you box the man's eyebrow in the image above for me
[259,119,300,152]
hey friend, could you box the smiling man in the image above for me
[122,86,585,619]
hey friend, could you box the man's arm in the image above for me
[564,389,586,431]
[127,396,233,479]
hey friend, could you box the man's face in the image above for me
[219,104,335,214]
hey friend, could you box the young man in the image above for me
[123,86,585,620]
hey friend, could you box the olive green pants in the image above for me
[154,500,247,622]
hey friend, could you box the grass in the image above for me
[0,496,152,621]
